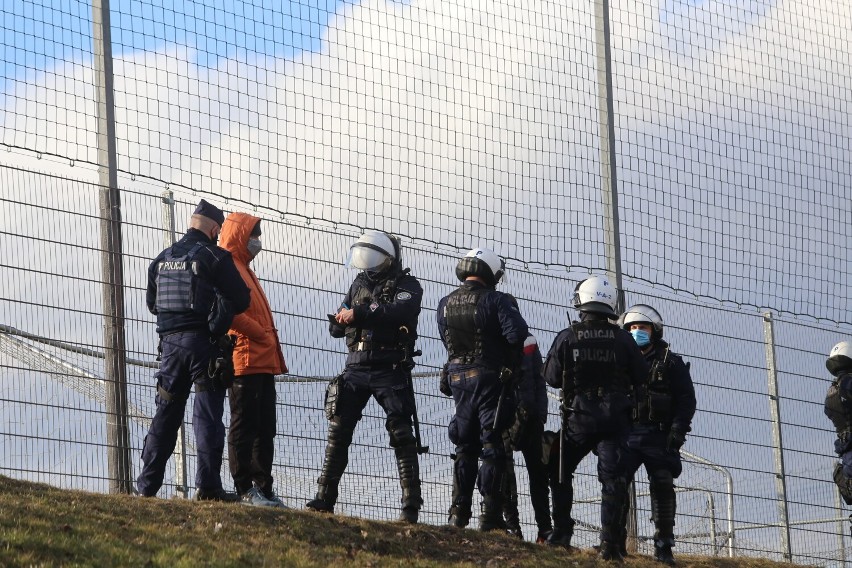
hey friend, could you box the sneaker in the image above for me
[259,488,290,509]
[536,529,553,544]
[241,487,279,508]
[194,488,239,502]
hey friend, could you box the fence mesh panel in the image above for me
[2,0,851,564]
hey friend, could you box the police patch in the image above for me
[396,291,412,301]
[369,302,379,312]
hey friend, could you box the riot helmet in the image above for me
[456,247,505,287]
[346,230,399,279]
[827,341,852,377]
[619,304,664,340]
[572,275,617,317]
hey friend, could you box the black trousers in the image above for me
[228,373,277,494]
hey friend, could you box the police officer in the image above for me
[824,341,852,536]
[306,230,424,523]
[542,275,646,560]
[500,296,552,542]
[138,199,251,500]
[437,248,529,532]
[617,304,696,565]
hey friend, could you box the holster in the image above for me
[834,462,852,505]
[325,373,344,420]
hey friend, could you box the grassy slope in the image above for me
[0,476,801,567]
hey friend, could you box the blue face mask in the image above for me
[631,329,651,347]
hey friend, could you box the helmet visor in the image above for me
[346,245,392,272]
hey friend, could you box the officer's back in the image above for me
[543,276,646,432]
[146,200,249,336]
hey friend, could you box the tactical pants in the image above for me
[448,366,515,514]
[618,425,682,543]
[548,426,627,545]
[314,364,419,505]
[137,332,225,496]
[228,373,277,495]
[504,419,552,534]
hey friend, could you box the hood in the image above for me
[220,211,261,264]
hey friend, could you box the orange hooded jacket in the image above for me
[219,212,288,376]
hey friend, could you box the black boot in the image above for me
[547,476,577,551]
[650,479,677,565]
[478,495,508,532]
[448,503,472,527]
[448,452,475,528]
[654,538,676,566]
[395,444,422,524]
[599,540,625,563]
[305,484,337,513]
[305,422,351,513]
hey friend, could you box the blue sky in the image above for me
[2,0,351,91]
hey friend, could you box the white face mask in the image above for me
[247,237,262,259]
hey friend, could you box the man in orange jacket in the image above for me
[220,212,289,507]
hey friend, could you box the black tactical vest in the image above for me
[570,321,628,392]
[825,378,852,434]
[636,347,674,424]
[155,242,209,315]
[344,277,402,352]
[444,286,488,361]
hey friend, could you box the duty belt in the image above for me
[448,356,477,365]
[350,341,398,352]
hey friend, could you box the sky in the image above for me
[1,0,851,561]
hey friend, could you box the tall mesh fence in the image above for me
[1,0,851,565]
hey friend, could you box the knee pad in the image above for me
[387,418,416,448]
[328,421,354,448]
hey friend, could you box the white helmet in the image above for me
[572,275,617,317]
[346,230,398,277]
[456,247,505,287]
[827,341,852,376]
[619,304,664,340]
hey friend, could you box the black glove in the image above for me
[439,366,452,397]
[667,429,687,452]
[208,335,236,390]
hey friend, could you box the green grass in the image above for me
[0,475,802,567]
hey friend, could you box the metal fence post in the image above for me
[762,311,792,561]
[161,190,189,498]
[93,0,131,494]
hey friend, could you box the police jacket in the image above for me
[543,313,647,429]
[825,372,852,453]
[219,212,288,376]
[146,228,250,336]
[514,334,548,424]
[329,269,422,366]
[436,280,529,373]
[634,340,696,433]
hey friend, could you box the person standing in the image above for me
[437,247,529,532]
[824,341,852,538]
[137,199,250,500]
[306,230,424,523]
[219,213,289,507]
[542,275,646,560]
[501,323,553,543]
[617,304,696,565]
